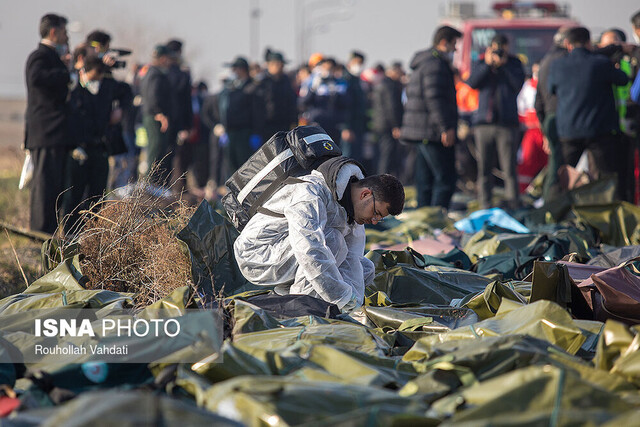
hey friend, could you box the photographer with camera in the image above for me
[85,30,134,177]
[467,34,525,210]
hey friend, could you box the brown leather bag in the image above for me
[578,257,640,325]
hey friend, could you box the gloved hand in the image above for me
[340,291,360,314]
[71,147,88,165]
[249,134,262,151]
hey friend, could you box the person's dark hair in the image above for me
[72,43,90,65]
[321,57,337,67]
[566,27,590,46]
[374,63,385,73]
[298,64,311,73]
[631,10,640,29]
[39,13,67,39]
[82,55,106,74]
[491,34,509,47]
[196,81,208,91]
[357,174,405,215]
[86,30,111,47]
[433,25,462,46]
[553,26,571,47]
[607,28,627,42]
[263,47,273,62]
[166,39,183,53]
[350,50,365,62]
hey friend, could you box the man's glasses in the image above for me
[372,193,384,223]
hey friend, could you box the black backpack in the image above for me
[222,125,342,231]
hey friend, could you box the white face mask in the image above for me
[634,33,640,44]
[348,64,362,75]
[85,80,101,95]
[80,70,101,95]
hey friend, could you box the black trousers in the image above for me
[474,124,520,209]
[62,146,109,233]
[143,114,170,186]
[209,135,225,187]
[541,114,564,202]
[224,128,253,180]
[161,126,179,185]
[414,140,456,209]
[376,131,403,177]
[29,146,69,234]
[172,140,211,192]
[560,132,623,199]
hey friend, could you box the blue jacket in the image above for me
[631,72,640,104]
[548,47,628,139]
[299,73,350,133]
[466,55,525,127]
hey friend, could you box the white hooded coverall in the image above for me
[233,163,375,309]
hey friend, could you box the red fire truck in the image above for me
[442,1,579,112]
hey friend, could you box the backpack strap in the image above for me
[248,175,306,219]
[255,206,284,218]
[237,148,295,204]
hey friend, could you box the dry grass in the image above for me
[0,143,43,298]
[0,246,40,297]
[64,180,197,308]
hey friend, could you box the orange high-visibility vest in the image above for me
[456,81,478,113]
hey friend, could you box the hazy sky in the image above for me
[1,0,638,98]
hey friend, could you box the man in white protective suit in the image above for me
[234,156,405,312]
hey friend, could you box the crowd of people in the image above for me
[24,13,411,235]
[23,10,640,235]
[405,14,640,211]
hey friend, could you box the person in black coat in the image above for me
[201,90,226,188]
[165,39,194,189]
[372,63,404,177]
[24,13,71,234]
[141,45,172,185]
[84,30,133,160]
[467,33,525,210]
[548,27,628,197]
[260,51,298,141]
[218,56,266,178]
[342,51,368,165]
[400,26,461,209]
[62,56,111,232]
[534,27,569,202]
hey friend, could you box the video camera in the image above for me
[103,48,132,69]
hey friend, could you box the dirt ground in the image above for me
[0,99,43,296]
[0,99,27,174]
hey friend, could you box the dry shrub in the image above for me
[67,185,196,308]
